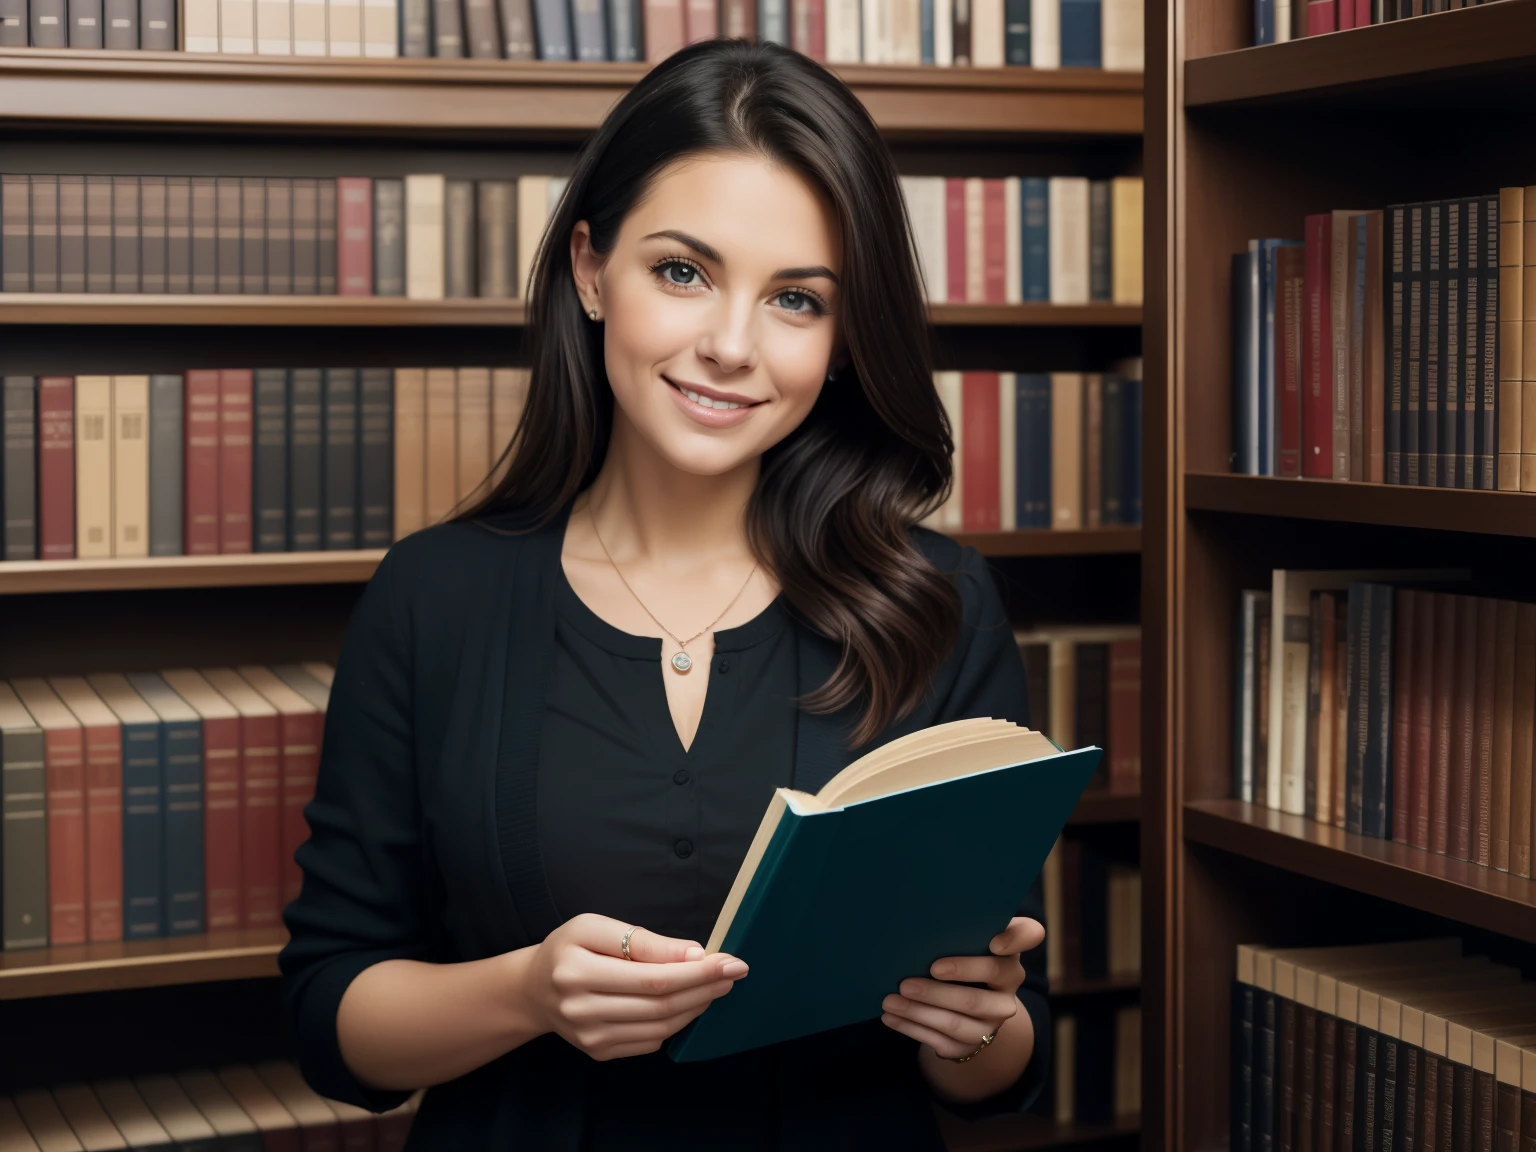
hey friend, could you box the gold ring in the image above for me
[943,1029,998,1063]
[620,925,637,960]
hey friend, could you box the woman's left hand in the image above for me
[879,917,1045,1060]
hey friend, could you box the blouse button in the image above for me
[717,658,730,674]
[673,769,690,786]
[674,839,694,859]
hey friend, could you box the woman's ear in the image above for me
[570,220,604,318]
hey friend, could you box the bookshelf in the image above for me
[0,930,287,1000]
[1145,1,1536,1149]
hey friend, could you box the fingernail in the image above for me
[684,945,705,961]
[721,959,749,978]
[932,961,954,978]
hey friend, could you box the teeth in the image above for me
[680,386,744,411]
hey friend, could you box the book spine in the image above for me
[1303,214,1333,476]
[405,174,445,300]
[1318,1013,1338,1152]
[215,177,241,294]
[1058,0,1098,64]
[37,376,75,561]
[570,0,606,56]
[400,0,430,53]
[1338,1021,1358,1152]
[1521,1088,1536,1152]
[464,0,502,54]
[253,368,289,553]
[121,721,163,939]
[1449,593,1477,858]
[1380,1027,1400,1152]
[241,712,282,929]
[69,0,103,46]
[74,376,111,558]
[139,176,166,293]
[644,0,686,60]
[1459,199,1478,489]
[392,368,425,540]
[85,175,112,292]
[477,180,515,299]
[57,175,85,292]
[30,0,66,43]
[1022,176,1050,302]
[1409,590,1435,849]
[1387,206,1405,483]
[218,369,253,554]
[1280,995,1296,1152]
[1405,206,1424,485]
[1392,589,1416,843]
[1510,603,1536,879]
[104,0,137,44]
[1235,248,1260,473]
[1103,375,1126,523]
[185,0,217,47]
[161,717,205,935]
[1358,1021,1380,1152]
[183,370,221,556]
[983,178,1006,304]
[1299,1006,1318,1152]
[147,375,183,557]
[1426,202,1445,487]
[960,371,1001,531]
[1429,591,1456,854]
[532,0,570,56]
[608,0,642,60]
[1497,189,1521,491]
[1260,990,1277,1152]
[1,727,49,950]
[323,368,359,549]
[1089,180,1112,303]
[1277,245,1304,477]
[0,0,23,41]
[445,179,475,299]
[240,177,265,294]
[337,177,373,296]
[265,178,292,295]
[1479,196,1497,492]
[1235,981,1256,1152]
[1492,599,1518,872]
[1050,373,1083,529]
[111,375,150,558]
[191,176,217,294]
[945,178,966,304]
[202,715,243,930]
[1236,594,1260,803]
[1344,586,1367,832]
[111,176,140,293]
[165,176,191,293]
[278,711,323,905]
[1402,1046,1424,1152]
[292,178,318,294]
[1349,215,1367,481]
[2,377,37,561]
[1494,1070,1519,1152]
[44,725,88,945]
[317,180,337,294]
[373,178,406,296]
[1305,593,1325,820]
[287,368,323,550]
[29,175,58,293]
[359,367,394,548]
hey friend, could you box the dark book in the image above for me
[1260,987,1277,1152]
[104,0,137,46]
[1449,594,1478,860]
[445,179,475,298]
[317,180,337,294]
[323,368,359,549]
[1319,1013,1339,1152]
[148,374,183,557]
[68,0,102,46]
[359,367,394,548]
[1074,1006,1115,1123]
[477,180,515,298]
[215,177,241,293]
[498,0,535,55]
[1458,198,1478,490]
[240,177,266,294]
[1345,583,1396,839]
[2,376,37,561]
[0,175,26,293]
[1300,1006,1318,1152]
[112,175,140,293]
[141,0,175,46]
[463,0,501,54]
[1474,1063,1497,1152]
[1088,179,1111,302]
[287,368,323,550]
[1306,591,1326,821]
[1441,200,1463,490]
[85,174,113,292]
[1339,1020,1360,1152]
[253,368,289,553]
[0,685,49,951]
[292,178,319,294]
[533,0,571,56]
[1102,375,1126,524]
[166,175,191,293]
[190,176,217,294]
[1405,204,1423,486]
[571,0,606,57]
[1386,205,1405,484]
[1359,1018,1381,1152]
[606,0,640,60]
[1424,1052,1443,1152]
[265,178,292,294]
[1074,642,1109,784]
[1014,373,1050,528]
[1398,1039,1421,1152]
[1281,995,1297,1152]
[1061,837,1083,977]
[88,677,163,939]
[1078,840,1108,979]
[952,0,970,64]
[1236,981,1257,1152]
[1020,642,1048,735]
[30,175,59,293]
[1478,196,1498,492]
[400,0,430,54]
[1493,1071,1519,1152]
[1425,201,1443,487]
[1381,1022,1400,1152]
[1441,1056,1458,1152]
[1455,1059,1475,1152]
[125,673,205,935]
[373,177,405,296]
[140,176,166,293]
[1430,592,1456,854]
[1060,0,1101,64]
[432,0,462,53]
[58,174,85,292]
[1519,1085,1534,1152]
[29,0,64,41]
[1005,0,1030,62]
[0,0,25,43]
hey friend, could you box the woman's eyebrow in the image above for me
[642,229,841,285]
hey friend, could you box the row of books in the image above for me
[1,0,1143,72]
[0,663,334,950]
[1042,836,1140,982]
[1048,1003,1141,1124]
[0,173,567,300]
[1231,939,1536,1152]
[1253,0,1503,45]
[1231,187,1536,493]
[1017,627,1141,787]
[923,372,1143,532]
[0,367,528,562]
[0,1063,418,1150]
[1233,571,1536,877]
[900,175,1143,307]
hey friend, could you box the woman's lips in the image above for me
[665,377,763,429]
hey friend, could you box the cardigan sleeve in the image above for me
[279,549,424,1112]
[929,544,1052,1120]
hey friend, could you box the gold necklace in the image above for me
[588,510,760,674]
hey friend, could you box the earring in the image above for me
[588,308,600,321]
[826,367,838,383]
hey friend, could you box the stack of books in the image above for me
[1050,1002,1142,1123]
[0,665,333,950]
[1017,626,1141,787]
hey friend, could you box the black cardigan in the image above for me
[279,505,1051,1147]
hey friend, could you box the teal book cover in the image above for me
[668,744,1102,1062]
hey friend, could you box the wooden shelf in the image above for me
[953,528,1142,558]
[1184,0,1536,108]
[0,929,285,1000]
[0,51,1143,138]
[1183,473,1536,538]
[1049,972,1143,997]
[0,550,385,595]
[1068,782,1143,824]
[937,1111,1141,1152]
[0,295,1142,329]
[1184,799,1536,947]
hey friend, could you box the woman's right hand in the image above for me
[524,913,748,1061]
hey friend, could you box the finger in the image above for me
[928,953,1021,988]
[989,916,1045,956]
[578,1003,718,1056]
[880,1011,985,1061]
[578,953,748,995]
[572,916,706,963]
[565,978,737,1023]
[895,978,1020,1021]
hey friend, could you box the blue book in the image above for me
[90,674,166,939]
[605,0,641,60]
[1232,246,1261,475]
[128,673,206,936]
[758,0,787,42]
[571,0,608,59]
[1004,0,1031,64]
[1059,0,1101,66]
[1016,373,1052,528]
[920,0,934,63]
[531,0,572,59]
[1021,178,1049,302]
[1255,0,1274,44]
[1257,239,1300,477]
[668,724,1101,1062]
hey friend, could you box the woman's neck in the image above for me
[581,414,760,566]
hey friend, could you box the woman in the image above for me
[280,36,1049,1149]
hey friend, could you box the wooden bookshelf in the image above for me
[1049,972,1144,998]
[0,929,286,1000]
[1067,781,1143,824]
[952,527,1142,558]
[937,1110,1141,1152]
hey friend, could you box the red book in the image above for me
[1336,0,1353,30]
[983,179,1006,304]
[1429,592,1456,856]
[1353,0,1369,29]
[1306,0,1335,33]
[960,372,1001,531]
[790,0,824,58]
[1391,589,1416,845]
[51,677,124,943]
[720,0,755,37]
[1410,589,1435,851]
[1275,246,1304,478]
[239,666,323,907]
[1302,214,1334,477]
[1108,638,1142,787]
[202,668,283,929]
[684,0,716,40]
[645,0,687,58]
[945,178,966,305]
[162,669,245,930]
[336,177,373,297]
[184,370,222,556]
[219,369,254,554]
[1449,594,1477,861]
[11,679,88,946]
[38,375,76,560]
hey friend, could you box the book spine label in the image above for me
[359,367,395,547]
[141,0,175,44]
[183,370,222,556]
[46,726,88,945]
[2,377,37,561]
[219,370,254,553]
[242,713,283,929]
[324,368,359,549]
[337,177,373,297]
[38,376,75,561]
[1,729,49,949]
[161,717,205,935]
[288,368,323,550]
[30,0,67,44]
[1303,214,1333,477]
[253,369,289,553]
[373,178,406,296]
[121,722,164,939]
[148,375,183,557]
[69,0,104,47]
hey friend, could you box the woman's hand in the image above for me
[525,913,748,1062]
[880,917,1044,1062]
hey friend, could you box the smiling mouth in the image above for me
[665,377,763,411]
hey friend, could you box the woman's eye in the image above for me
[661,261,700,286]
[776,290,816,313]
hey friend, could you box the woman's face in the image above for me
[572,152,845,478]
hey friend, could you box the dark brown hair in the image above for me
[458,37,959,746]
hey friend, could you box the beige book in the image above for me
[899,176,947,304]
[362,0,396,54]
[211,1068,300,1143]
[111,376,149,558]
[859,0,889,61]
[1050,373,1083,528]
[455,367,492,505]
[392,368,426,540]
[934,0,952,63]
[253,1061,350,1132]
[1523,185,1536,492]
[1054,1014,1076,1123]
[516,175,551,299]
[405,174,445,300]
[825,0,860,61]
[75,375,113,559]
[971,0,1004,66]
[1107,864,1141,975]
[1497,187,1523,492]
[91,1080,174,1147]
[255,0,290,51]
[1049,178,1090,305]
[1042,836,1063,980]
[51,1085,125,1150]
[1112,177,1143,306]
[1000,372,1016,528]
[133,1077,218,1147]
[219,0,254,51]
[326,0,361,53]
[1005,177,1022,304]
[1030,0,1059,67]
[934,371,963,532]
[424,367,457,525]
[300,662,335,687]
[12,1091,82,1151]
[175,1073,260,1146]
[1114,1006,1141,1116]
[890,0,920,63]
[491,367,530,484]
[964,178,985,303]
[183,0,219,50]
[1101,0,1143,70]
[292,0,325,53]
[1048,637,1075,749]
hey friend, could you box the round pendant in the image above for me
[670,651,694,673]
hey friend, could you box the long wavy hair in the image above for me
[457,37,960,746]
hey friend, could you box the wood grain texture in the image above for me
[0,550,386,594]
[0,929,285,1000]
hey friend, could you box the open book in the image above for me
[668,718,1102,1062]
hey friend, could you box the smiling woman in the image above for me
[279,36,1050,1152]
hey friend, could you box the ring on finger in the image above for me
[621,925,638,961]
